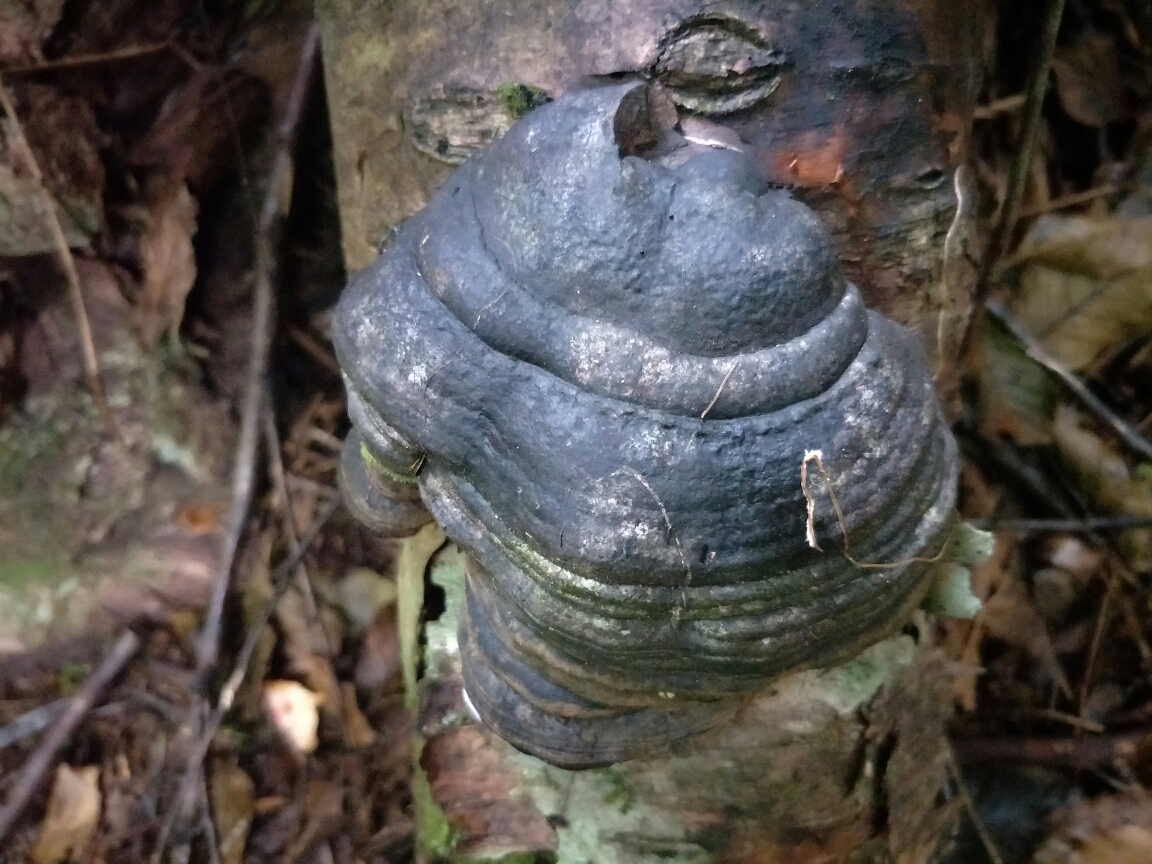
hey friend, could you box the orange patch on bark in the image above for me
[767,127,847,187]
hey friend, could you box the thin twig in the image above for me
[285,473,341,500]
[0,78,116,437]
[614,467,692,588]
[953,730,1152,768]
[946,748,1005,864]
[1018,183,1118,218]
[1079,570,1118,717]
[200,771,223,864]
[972,93,1027,120]
[963,0,1066,353]
[0,698,67,750]
[152,498,339,863]
[986,301,1152,463]
[195,23,321,675]
[264,398,321,626]
[0,630,140,844]
[286,324,341,375]
[0,43,174,74]
[1119,594,1152,675]
[700,360,740,420]
[1019,706,1105,733]
[936,165,972,378]
[974,514,1152,532]
[801,450,953,569]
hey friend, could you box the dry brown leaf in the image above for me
[1012,215,1152,278]
[31,764,101,864]
[334,567,397,632]
[211,757,255,864]
[0,0,67,63]
[950,533,1017,710]
[1053,404,1152,571]
[1041,536,1104,580]
[355,606,401,690]
[340,681,377,748]
[135,180,198,346]
[282,779,345,864]
[275,586,342,719]
[1034,791,1152,864]
[972,316,1057,445]
[1052,31,1127,127]
[982,573,1072,698]
[1011,215,1152,372]
[263,680,321,754]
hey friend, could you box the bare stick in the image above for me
[1079,571,1117,717]
[972,93,1027,120]
[0,78,116,437]
[0,630,140,844]
[936,165,971,378]
[200,771,223,864]
[946,748,1005,864]
[264,398,321,625]
[0,699,67,750]
[963,0,1066,353]
[195,23,321,675]
[1018,183,1118,217]
[953,730,1151,769]
[986,300,1152,463]
[152,498,339,862]
[0,43,173,74]
[700,360,740,420]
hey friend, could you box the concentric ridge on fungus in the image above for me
[335,83,959,767]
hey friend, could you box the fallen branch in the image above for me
[195,22,322,675]
[152,496,340,863]
[0,43,174,74]
[0,699,67,751]
[975,514,1152,533]
[0,630,141,844]
[952,729,1152,769]
[0,77,116,437]
[963,0,1066,353]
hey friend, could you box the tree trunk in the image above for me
[317,1,996,860]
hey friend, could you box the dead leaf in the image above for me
[0,0,67,63]
[1010,215,1152,372]
[1041,536,1104,579]
[211,757,256,864]
[1053,404,1152,571]
[176,502,223,535]
[341,681,377,748]
[1052,31,1127,127]
[334,567,397,632]
[982,573,1072,698]
[1034,791,1152,864]
[972,316,1058,444]
[1011,215,1152,279]
[31,764,101,864]
[263,680,321,754]
[135,180,198,346]
[355,606,401,690]
[276,585,342,722]
[282,780,345,864]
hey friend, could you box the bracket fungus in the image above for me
[335,83,959,768]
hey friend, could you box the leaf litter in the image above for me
[2,1,1152,864]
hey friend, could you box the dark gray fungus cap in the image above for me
[334,83,958,767]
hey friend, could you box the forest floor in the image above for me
[2,1,1152,863]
